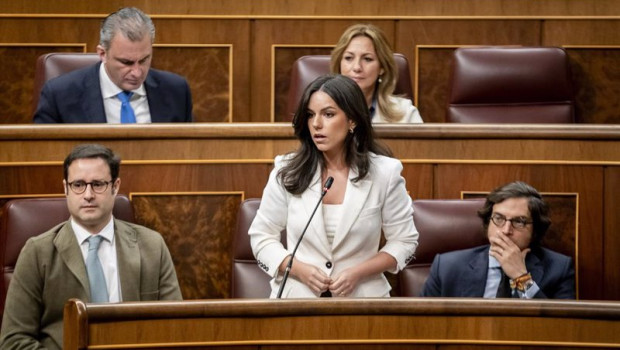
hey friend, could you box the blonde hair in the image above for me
[330,24,404,122]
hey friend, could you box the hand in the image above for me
[329,268,361,297]
[489,231,530,279]
[289,259,332,293]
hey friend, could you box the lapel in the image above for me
[331,167,372,250]
[54,223,90,295]
[300,169,331,253]
[462,246,491,297]
[525,249,544,283]
[81,62,107,122]
[114,219,142,301]
[144,72,165,122]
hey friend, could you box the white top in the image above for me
[72,216,121,302]
[373,96,423,124]
[323,204,343,247]
[99,63,151,123]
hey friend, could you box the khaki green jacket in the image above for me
[0,219,182,350]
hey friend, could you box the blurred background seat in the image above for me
[32,52,100,113]
[0,195,133,324]
[399,198,487,297]
[446,46,575,123]
[231,198,288,298]
[285,53,413,120]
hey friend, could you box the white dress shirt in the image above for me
[99,63,151,123]
[72,216,121,302]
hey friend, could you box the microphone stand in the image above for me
[276,176,334,298]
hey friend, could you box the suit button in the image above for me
[325,261,332,269]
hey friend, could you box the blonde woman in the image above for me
[331,24,423,123]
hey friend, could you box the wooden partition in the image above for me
[63,298,620,349]
[1,124,619,300]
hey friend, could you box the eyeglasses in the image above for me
[67,180,113,194]
[490,213,532,229]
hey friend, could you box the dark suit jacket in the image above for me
[421,245,575,299]
[33,62,193,123]
[0,219,182,350]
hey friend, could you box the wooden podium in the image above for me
[63,298,620,349]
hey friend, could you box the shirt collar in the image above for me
[488,253,501,268]
[72,215,115,245]
[99,62,146,99]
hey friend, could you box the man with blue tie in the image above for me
[33,7,193,123]
[0,144,182,350]
[421,181,575,299]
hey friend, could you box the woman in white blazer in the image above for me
[330,24,423,124]
[249,74,418,298]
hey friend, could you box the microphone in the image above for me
[276,176,334,298]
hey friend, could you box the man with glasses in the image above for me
[0,144,182,350]
[421,181,575,299]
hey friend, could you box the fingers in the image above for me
[310,270,331,292]
[295,262,331,293]
[330,272,358,297]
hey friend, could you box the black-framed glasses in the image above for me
[67,180,113,194]
[490,213,532,229]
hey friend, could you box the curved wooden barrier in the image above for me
[63,298,620,349]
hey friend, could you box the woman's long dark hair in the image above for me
[279,74,391,194]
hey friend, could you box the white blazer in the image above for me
[249,153,419,298]
[373,96,423,123]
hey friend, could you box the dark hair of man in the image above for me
[100,7,155,51]
[279,74,391,195]
[477,181,551,247]
[63,144,121,182]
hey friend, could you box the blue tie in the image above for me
[118,91,136,123]
[86,235,109,302]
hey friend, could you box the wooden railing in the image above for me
[63,298,620,349]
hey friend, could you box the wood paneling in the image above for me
[543,20,620,46]
[566,47,620,124]
[2,0,618,16]
[131,193,242,299]
[604,166,620,300]
[153,45,231,123]
[153,19,250,122]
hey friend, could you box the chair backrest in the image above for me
[231,198,270,298]
[399,198,488,297]
[231,198,288,298]
[32,52,100,112]
[0,195,134,321]
[285,54,413,120]
[446,47,575,123]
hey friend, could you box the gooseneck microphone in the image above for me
[276,176,334,299]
